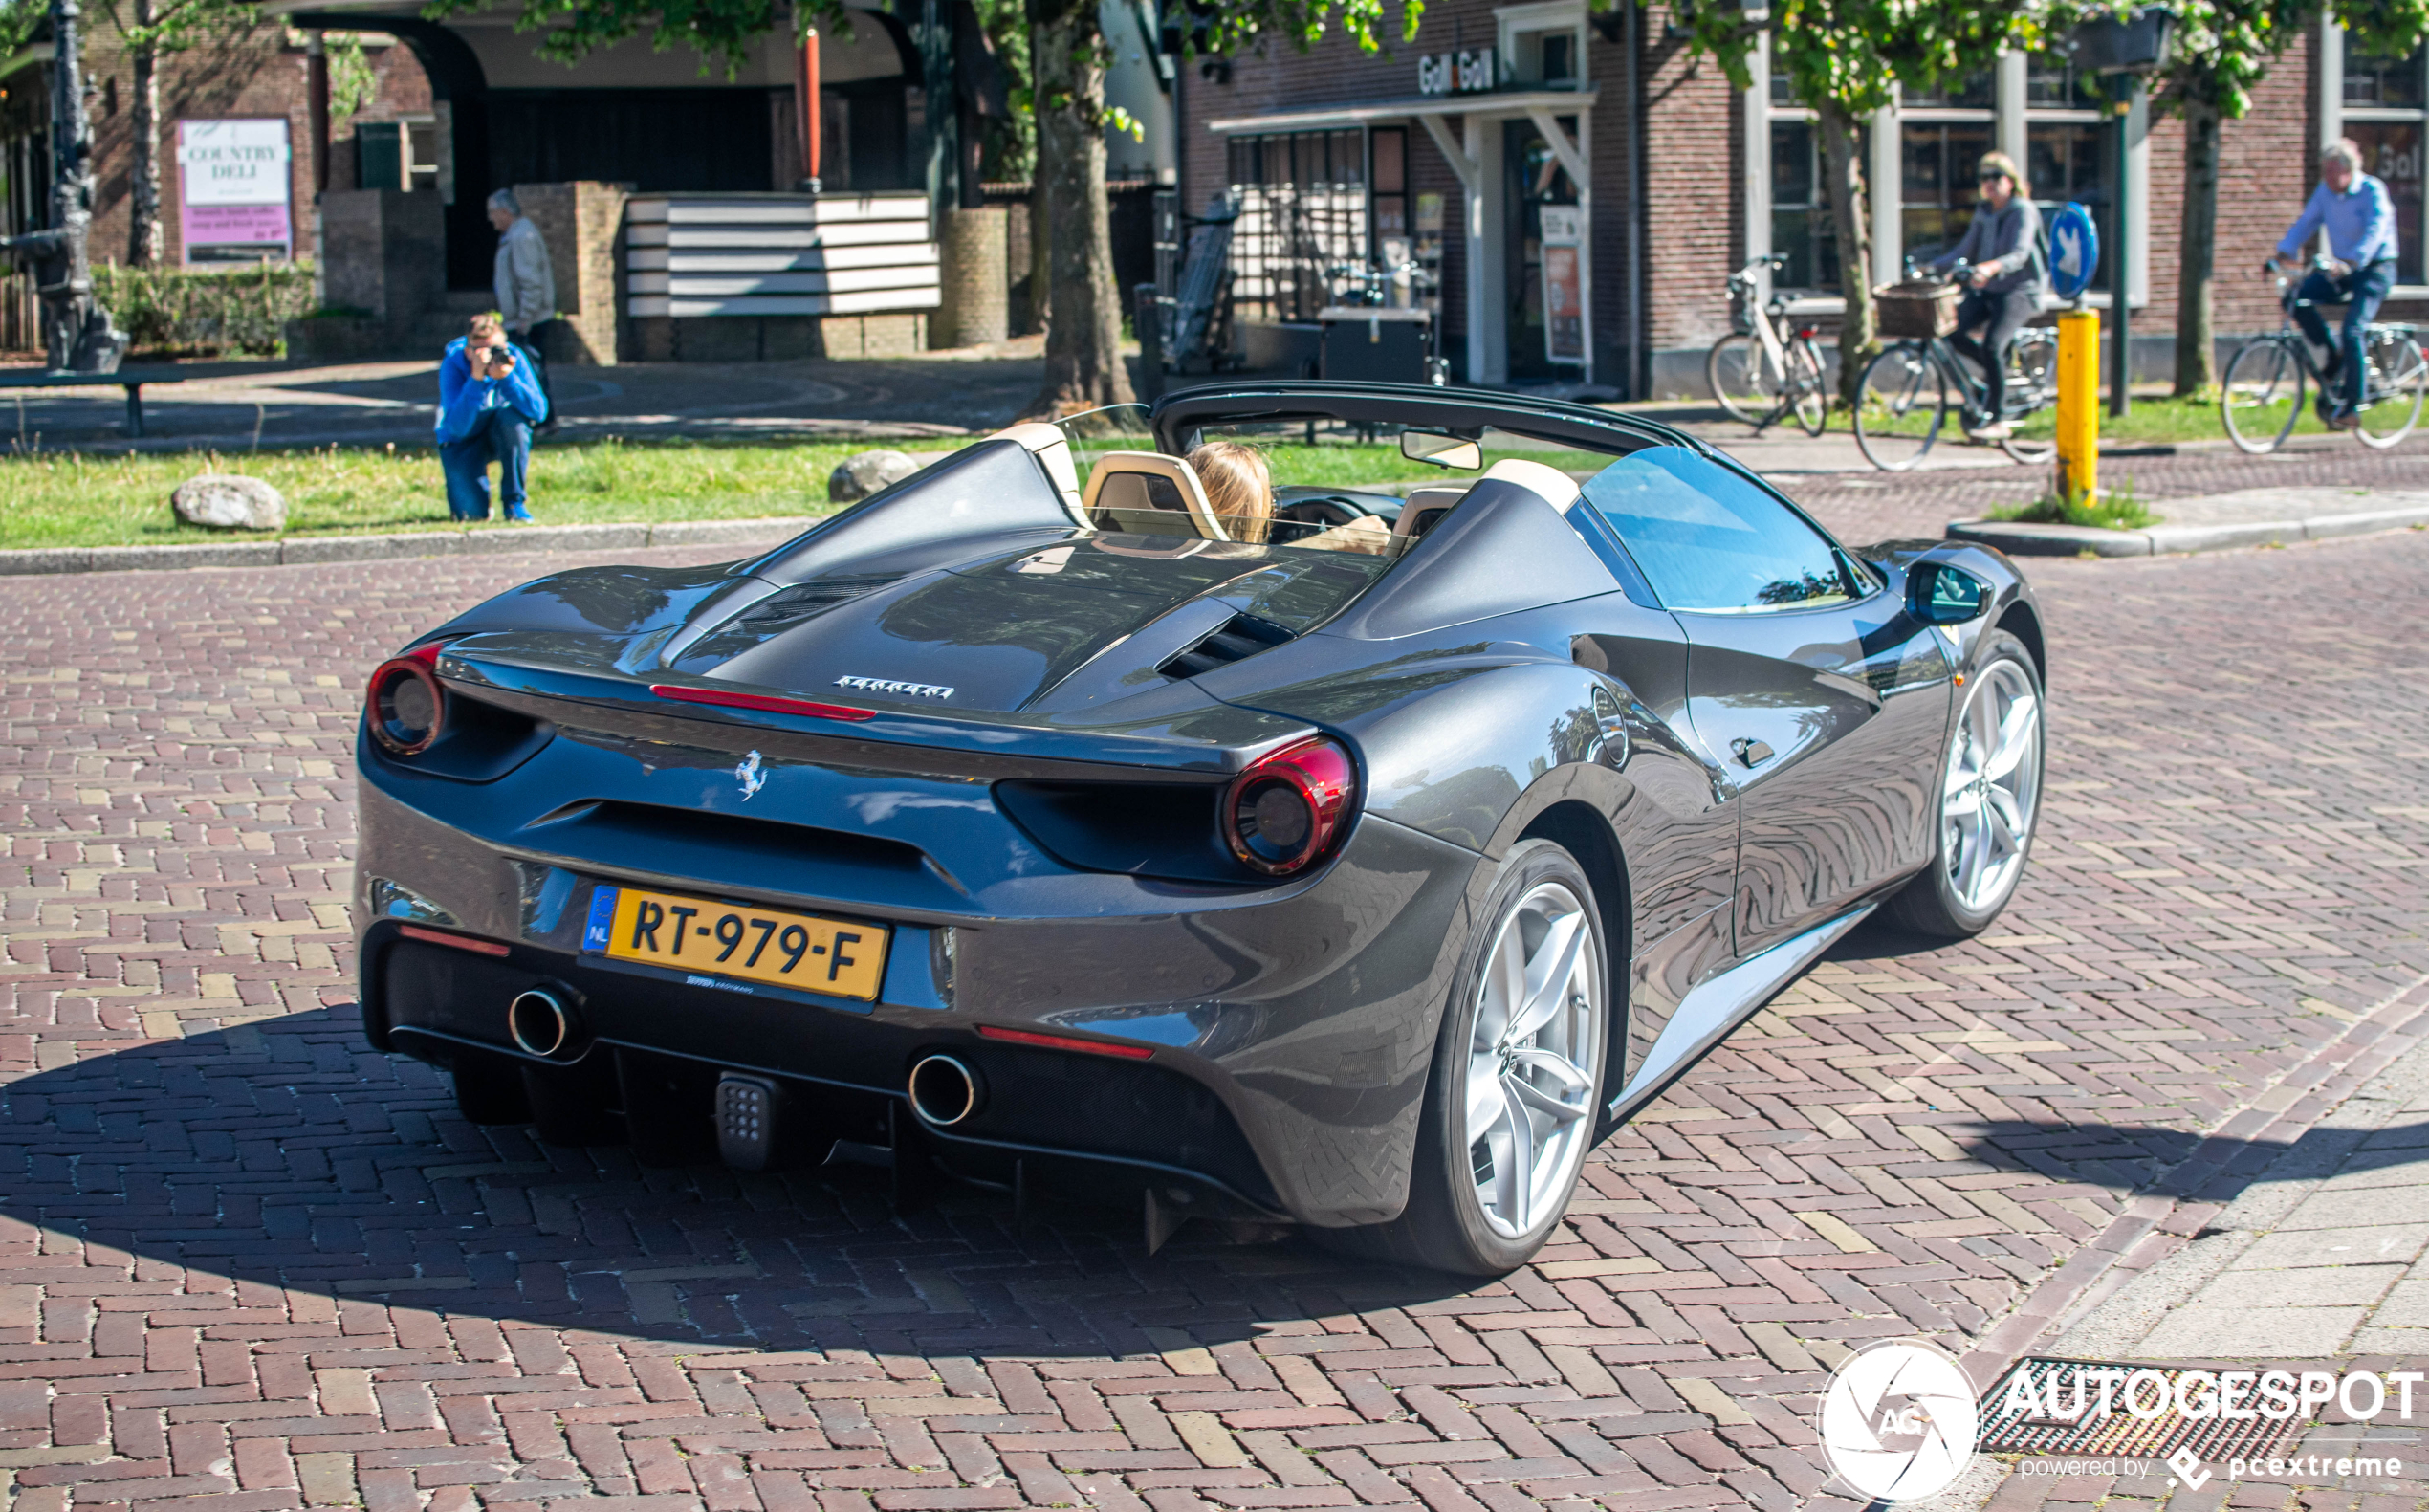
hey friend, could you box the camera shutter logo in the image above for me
[1817,1340,1980,1501]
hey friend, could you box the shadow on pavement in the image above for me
[0,1005,1477,1354]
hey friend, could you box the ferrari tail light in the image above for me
[367,649,449,756]
[1222,736,1357,877]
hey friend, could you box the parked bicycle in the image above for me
[1706,254,1830,436]
[2220,256,2427,453]
[1853,262,2058,471]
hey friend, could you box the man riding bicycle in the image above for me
[2274,138,2398,430]
[1926,151,2046,443]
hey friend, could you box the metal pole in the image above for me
[2056,308,2099,502]
[2108,79,2133,417]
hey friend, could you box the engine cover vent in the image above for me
[1158,614,1294,680]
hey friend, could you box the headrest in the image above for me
[1478,457,1583,510]
[1079,451,1230,541]
[1393,484,1469,539]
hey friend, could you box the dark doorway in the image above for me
[1502,117,1581,383]
[488,89,781,193]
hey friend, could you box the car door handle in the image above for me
[1731,737,1775,767]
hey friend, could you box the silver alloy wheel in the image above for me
[1940,659,2043,913]
[1464,881,1603,1238]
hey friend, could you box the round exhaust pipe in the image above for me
[508,988,579,1060]
[908,1054,983,1127]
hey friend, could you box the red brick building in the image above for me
[0,20,432,266]
[1180,9,2423,397]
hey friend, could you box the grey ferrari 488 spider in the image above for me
[354,382,2046,1273]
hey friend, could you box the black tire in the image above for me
[1999,332,2058,464]
[1707,333,1778,427]
[1316,839,1612,1275]
[2356,330,2427,449]
[2221,339,2304,455]
[1886,631,2046,939]
[1788,340,1830,436]
[1854,344,1947,471]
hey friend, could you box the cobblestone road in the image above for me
[2,531,2426,1512]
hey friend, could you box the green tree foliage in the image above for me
[2151,0,2429,393]
[1680,0,2043,399]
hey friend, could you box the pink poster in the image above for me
[177,119,294,264]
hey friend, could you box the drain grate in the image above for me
[1978,1357,2308,1464]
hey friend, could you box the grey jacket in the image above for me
[493,216,558,333]
[1931,197,2046,296]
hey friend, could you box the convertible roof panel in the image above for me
[746,438,1078,586]
[1324,471,1623,641]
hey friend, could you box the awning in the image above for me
[1204,86,1597,135]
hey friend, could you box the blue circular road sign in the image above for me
[2048,202,2099,301]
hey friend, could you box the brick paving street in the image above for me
[1,531,2426,1512]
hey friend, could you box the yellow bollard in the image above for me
[2055,309,2100,506]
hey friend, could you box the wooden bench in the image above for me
[0,361,313,438]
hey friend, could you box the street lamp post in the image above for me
[1,0,128,373]
[2065,5,2174,419]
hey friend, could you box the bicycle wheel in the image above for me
[1854,345,1947,471]
[1999,331,2058,465]
[1706,334,1779,427]
[2221,339,2305,454]
[1787,340,1829,436]
[2356,330,2427,449]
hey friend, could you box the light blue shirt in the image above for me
[2279,174,2399,268]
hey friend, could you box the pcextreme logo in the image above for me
[1816,1339,1980,1502]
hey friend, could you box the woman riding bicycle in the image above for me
[1926,152,2046,443]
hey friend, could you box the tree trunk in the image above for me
[2175,94,2221,397]
[1021,0,1133,422]
[1817,104,1875,405]
[129,4,163,268]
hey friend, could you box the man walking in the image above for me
[488,188,562,428]
[2275,139,2398,429]
[437,313,549,522]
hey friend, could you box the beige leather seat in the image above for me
[1393,484,1469,540]
[1080,451,1229,540]
[982,422,1089,525]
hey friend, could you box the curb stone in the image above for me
[1947,503,2429,556]
[0,515,821,576]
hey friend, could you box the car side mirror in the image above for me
[1908,561,1989,625]
[1401,429,1482,470]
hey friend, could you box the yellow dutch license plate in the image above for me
[596,886,889,1000]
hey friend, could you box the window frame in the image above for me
[2328,25,2429,295]
[1495,1,1588,91]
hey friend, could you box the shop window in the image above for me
[1902,71,1996,109]
[1901,121,1994,269]
[1768,121,1838,291]
[1226,128,1368,323]
[2342,36,2428,285]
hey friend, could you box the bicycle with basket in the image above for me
[1853,265,2058,471]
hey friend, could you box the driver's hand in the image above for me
[1968,264,1994,288]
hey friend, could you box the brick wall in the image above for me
[69,23,431,268]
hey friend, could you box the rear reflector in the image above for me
[649,685,876,722]
[398,924,512,957]
[976,1024,1155,1060]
